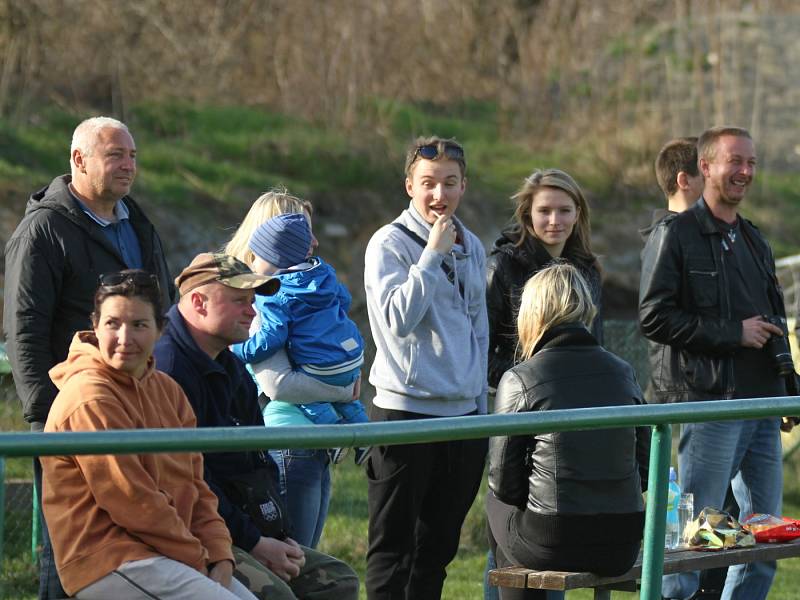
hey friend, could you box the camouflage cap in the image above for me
[175,252,280,297]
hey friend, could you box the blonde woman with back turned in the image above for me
[486,263,649,600]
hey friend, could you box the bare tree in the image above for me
[2,0,800,166]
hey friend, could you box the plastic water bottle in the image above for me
[665,467,681,549]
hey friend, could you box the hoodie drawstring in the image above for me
[449,251,460,307]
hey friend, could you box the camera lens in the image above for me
[764,316,795,376]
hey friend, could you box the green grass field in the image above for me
[0,102,548,212]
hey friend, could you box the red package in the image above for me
[742,514,800,543]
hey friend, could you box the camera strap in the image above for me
[391,222,464,298]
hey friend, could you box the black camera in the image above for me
[763,315,795,376]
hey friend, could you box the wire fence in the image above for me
[0,384,37,598]
[2,476,33,558]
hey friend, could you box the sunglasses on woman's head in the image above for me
[98,272,158,288]
[413,143,465,162]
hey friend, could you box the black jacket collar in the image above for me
[492,226,558,271]
[691,196,761,241]
[163,305,229,377]
[692,197,725,236]
[533,322,598,355]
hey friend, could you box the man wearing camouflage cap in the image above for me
[154,253,358,600]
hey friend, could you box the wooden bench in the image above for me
[488,540,800,599]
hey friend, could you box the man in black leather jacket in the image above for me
[642,137,739,600]
[639,136,703,405]
[639,126,790,600]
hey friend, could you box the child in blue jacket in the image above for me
[231,212,369,464]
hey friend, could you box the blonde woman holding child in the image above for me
[225,189,364,549]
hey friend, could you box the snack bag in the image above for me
[685,507,755,550]
[742,513,800,543]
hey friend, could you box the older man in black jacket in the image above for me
[3,116,173,599]
[639,126,792,600]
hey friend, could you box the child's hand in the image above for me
[353,375,361,400]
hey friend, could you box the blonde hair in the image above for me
[511,169,595,266]
[224,187,313,267]
[517,261,597,361]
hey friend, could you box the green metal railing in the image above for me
[3,395,800,599]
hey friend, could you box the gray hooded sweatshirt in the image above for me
[364,203,489,415]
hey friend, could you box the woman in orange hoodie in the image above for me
[41,270,256,600]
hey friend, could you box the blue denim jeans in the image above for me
[35,456,69,599]
[662,417,782,600]
[298,399,370,425]
[269,448,331,549]
[484,550,500,600]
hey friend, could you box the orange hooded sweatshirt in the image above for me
[41,332,234,595]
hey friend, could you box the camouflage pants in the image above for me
[233,545,359,600]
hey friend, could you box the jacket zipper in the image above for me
[718,249,735,399]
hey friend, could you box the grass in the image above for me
[0,103,399,208]
[0,100,639,227]
[0,376,32,481]
[1,101,526,200]
[4,101,800,268]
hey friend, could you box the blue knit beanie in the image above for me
[249,213,312,269]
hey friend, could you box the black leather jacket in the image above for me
[639,209,679,403]
[488,323,649,514]
[639,197,788,402]
[486,227,602,388]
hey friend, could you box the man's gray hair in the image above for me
[70,117,130,169]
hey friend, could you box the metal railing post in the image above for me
[0,456,6,569]
[640,423,672,600]
[32,470,40,564]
